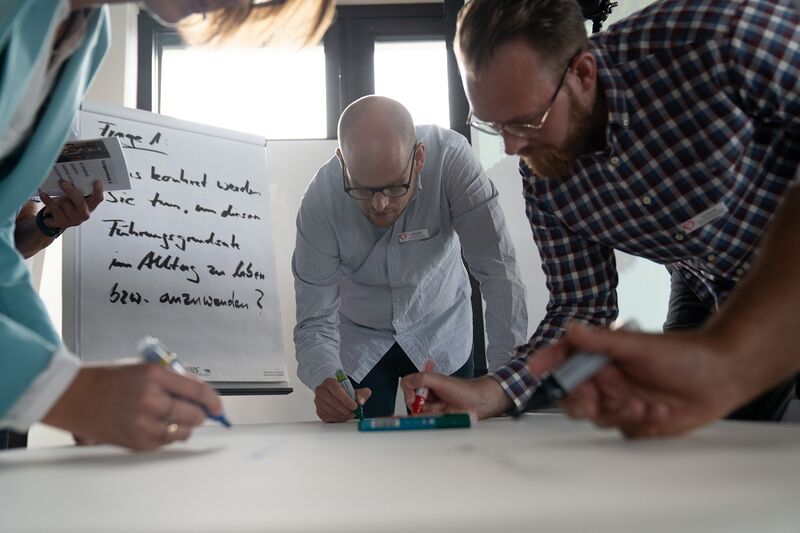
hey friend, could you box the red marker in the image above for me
[411,359,436,414]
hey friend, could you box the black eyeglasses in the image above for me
[467,48,583,138]
[341,142,418,201]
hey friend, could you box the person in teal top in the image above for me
[0,0,334,451]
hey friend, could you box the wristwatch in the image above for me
[35,208,63,238]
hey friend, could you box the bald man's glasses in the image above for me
[467,48,582,138]
[342,143,418,200]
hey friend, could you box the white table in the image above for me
[2,414,799,532]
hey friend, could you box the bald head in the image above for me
[338,96,416,177]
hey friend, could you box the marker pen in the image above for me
[411,359,436,414]
[335,369,364,421]
[517,321,638,415]
[138,336,232,428]
[517,351,608,414]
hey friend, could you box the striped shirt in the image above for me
[293,125,528,391]
[491,0,800,411]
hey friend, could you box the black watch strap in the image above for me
[35,209,63,238]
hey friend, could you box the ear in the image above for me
[415,142,426,174]
[571,50,597,95]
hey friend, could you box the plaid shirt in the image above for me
[491,0,800,411]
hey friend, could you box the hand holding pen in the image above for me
[42,360,224,452]
[516,321,639,415]
[411,359,436,414]
[139,337,232,428]
[313,370,371,422]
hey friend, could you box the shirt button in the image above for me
[736,268,746,277]
[707,254,716,263]
[675,233,685,241]
[610,156,621,166]
[641,196,652,206]
[622,117,630,127]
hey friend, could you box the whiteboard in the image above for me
[64,103,289,391]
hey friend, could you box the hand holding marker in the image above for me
[335,369,365,421]
[139,336,232,428]
[411,359,436,414]
[517,321,638,414]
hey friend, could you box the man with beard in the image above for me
[292,96,527,422]
[399,0,799,426]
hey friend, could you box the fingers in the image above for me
[164,397,206,427]
[400,373,421,407]
[564,322,647,363]
[156,369,223,417]
[39,181,103,231]
[57,181,92,225]
[86,181,105,210]
[314,379,358,422]
[355,387,371,405]
[561,381,600,420]
[526,340,569,377]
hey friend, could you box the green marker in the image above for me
[335,369,364,421]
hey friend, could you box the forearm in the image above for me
[471,268,528,368]
[14,215,55,259]
[293,326,343,390]
[707,184,800,397]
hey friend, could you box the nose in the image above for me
[371,192,390,211]
[501,130,530,156]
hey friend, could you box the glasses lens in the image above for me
[504,123,543,138]
[383,187,409,198]
[348,189,372,200]
[470,121,502,136]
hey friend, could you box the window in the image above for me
[159,45,327,139]
[373,40,450,127]
[138,3,469,139]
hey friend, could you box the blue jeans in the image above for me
[349,343,474,418]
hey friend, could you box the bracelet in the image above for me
[35,208,63,238]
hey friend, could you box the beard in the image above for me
[521,86,602,179]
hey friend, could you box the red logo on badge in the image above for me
[399,232,407,241]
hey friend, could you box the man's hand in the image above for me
[558,322,752,438]
[314,378,370,422]
[39,180,104,230]
[43,363,223,452]
[400,373,511,419]
[15,180,105,258]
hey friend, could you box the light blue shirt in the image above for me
[0,1,109,423]
[293,125,527,390]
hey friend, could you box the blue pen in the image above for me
[138,336,232,428]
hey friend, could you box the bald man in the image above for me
[292,96,527,421]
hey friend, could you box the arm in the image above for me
[291,199,369,422]
[485,168,619,412]
[0,217,220,450]
[559,182,800,438]
[445,137,527,370]
[404,164,624,417]
[722,0,800,132]
[522,171,619,352]
[14,181,103,259]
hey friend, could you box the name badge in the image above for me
[678,201,728,233]
[398,229,429,243]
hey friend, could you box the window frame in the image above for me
[137,3,469,141]
[136,1,486,376]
